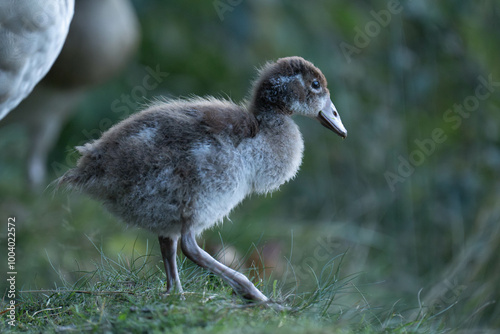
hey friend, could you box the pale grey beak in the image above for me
[317,99,347,138]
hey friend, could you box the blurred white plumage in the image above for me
[1,0,140,188]
[0,0,74,120]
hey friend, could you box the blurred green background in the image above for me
[1,0,500,330]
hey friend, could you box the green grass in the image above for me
[1,240,451,333]
[0,179,474,333]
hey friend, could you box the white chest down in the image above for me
[189,117,304,234]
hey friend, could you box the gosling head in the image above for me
[251,56,347,138]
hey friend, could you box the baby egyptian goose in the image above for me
[59,56,347,303]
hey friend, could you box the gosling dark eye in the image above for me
[311,80,320,90]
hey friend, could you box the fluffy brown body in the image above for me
[59,56,347,304]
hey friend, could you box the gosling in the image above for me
[59,56,347,303]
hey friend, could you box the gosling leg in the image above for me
[158,235,183,294]
[180,231,268,302]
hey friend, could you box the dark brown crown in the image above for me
[250,57,328,115]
